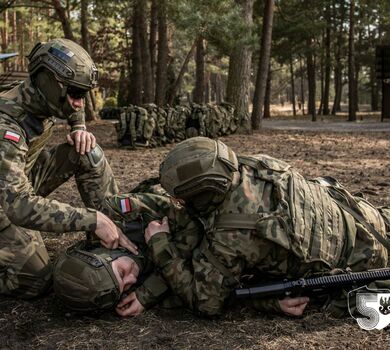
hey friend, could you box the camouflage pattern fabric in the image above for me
[0,79,118,299]
[135,106,154,147]
[113,103,238,148]
[95,192,203,309]
[148,154,390,317]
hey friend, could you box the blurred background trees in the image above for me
[0,0,389,128]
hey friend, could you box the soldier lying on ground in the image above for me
[0,39,136,300]
[54,139,390,318]
[53,191,202,315]
[121,136,390,318]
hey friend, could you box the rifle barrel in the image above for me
[235,268,390,299]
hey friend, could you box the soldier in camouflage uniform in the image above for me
[53,190,202,314]
[0,39,136,300]
[137,136,390,318]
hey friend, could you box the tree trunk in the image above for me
[318,42,324,115]
[226,0,254,132]
[124,23,132,103]
[17,8,26,71]
[167,40,196,105]
[332,66,342,114]
[289,56,296,116]
[138,0,153,103]
[80,0,97,121]
[370,63,379,111]
[51,0,74,40]
[263,68,272,119]
[323,2,331,115]
[155,0,168,106]
[12,10,16,70]
[80,0,90,53]
[355,62,360,113]
[215,74,223,104]
[117,66,128,107]
[306,38,316,121]
[348,0,356,121]
[150,0,158,92]
[129,4,143,105]
[205,71,211,103]
[193,36,205,104]
[331,0,345,115]
[251,0,274,130]
[300,57,305,115]
[0,10,8,71]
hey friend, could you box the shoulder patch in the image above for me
[3,130,21,143]
[120,198,132,213]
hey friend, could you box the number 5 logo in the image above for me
[348,286,390,330]
[355,293,379,330]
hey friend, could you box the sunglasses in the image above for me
[67,86,88,99]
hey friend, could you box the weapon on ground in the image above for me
[235,268,390,299]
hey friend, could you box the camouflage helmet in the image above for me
[53,241,143,312]
[159,137,238,204]
[28,38,98,90]
[27,38,98,119]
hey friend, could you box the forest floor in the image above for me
[1,115,390,349]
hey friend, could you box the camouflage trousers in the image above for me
[0,143,118,299]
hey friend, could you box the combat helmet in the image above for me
[159,137,238,213]
[53,241,143,312]
[27,38,98,119]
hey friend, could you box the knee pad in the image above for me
[86,144,104,168]
[16,248,53,299]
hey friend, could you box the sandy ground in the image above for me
[1,118,390,349]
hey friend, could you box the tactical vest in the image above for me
[211,154,347,270]
[0,98,54,175]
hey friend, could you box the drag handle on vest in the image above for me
[122,221,145,245]
[235,268,390,299]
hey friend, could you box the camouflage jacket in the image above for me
[148,155,388,316]
[0,80,96,232]
[99,192,203,309]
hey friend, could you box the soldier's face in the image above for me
[66,94,84,111]
[111,256,140,293]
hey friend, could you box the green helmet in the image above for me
[53,241,143,312]
[159,137,238,213]
[27,38,98,119]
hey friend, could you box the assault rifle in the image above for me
[235,268,390,299]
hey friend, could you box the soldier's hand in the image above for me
[145,216,170,243]
[116,292,145,317]
[278,297,309,317]
[66,130,96,155]
[95,211,138,254]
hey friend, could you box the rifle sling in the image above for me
[333,198,390,251]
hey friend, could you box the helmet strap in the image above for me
[60,83,68,100]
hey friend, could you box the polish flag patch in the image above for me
[4,131,20,143]
[120,198,132,213]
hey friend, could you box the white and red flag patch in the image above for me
[4,131,20,143]
[120,198,132,213]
